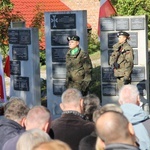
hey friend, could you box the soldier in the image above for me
[109,31,134,90]
[65,35,92,96]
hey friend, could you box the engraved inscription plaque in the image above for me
[51,30,76,46]
[102,67,116,82]
[12,45,28,60]
[52,47,68,62]
[100,18,114,31]
[14,77,29,91]
[128,32,138,48]
[116,18,129,30]
[50,14,76,29]
[102,84,117,96]
[53,80,66,95]
[8,30,19,44]
[10,61,21,75]
[133,50,138,65]
[52,64,66,79]
[108,33,118,48]
[131,67,145,82]
[131,18,144,30]
[19,30,31,45]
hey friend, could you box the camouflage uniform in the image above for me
[109,42,134,90]
[65,48,92,96]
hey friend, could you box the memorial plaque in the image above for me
[19,30,31,45]
[52,47,68,62]
[10,61,21,75]
[102,84,117,96]
[51,30,76,46]
[108,33,118,48]
[52,64,66,79]
[131,67,145,82]
[50,14,76,29]
[12,45,28,60]
[14,77,29,91]
[100,18,114,31]
[102,67,116,82]
[8,30,19,44]
[133,50,138,65]
[128,32,138,48]
[116,18,129,30]
[53,80,66,95]
[136,83,146,96]
[131,18,144,30]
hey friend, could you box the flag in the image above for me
[98,0,117,36]
[4,55,10,77]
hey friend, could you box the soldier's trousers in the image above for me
[117,77,131,91]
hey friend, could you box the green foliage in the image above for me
[39,50,46,66]
[111,0,150,39]
[88,33,100,54]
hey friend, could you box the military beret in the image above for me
[67,35,80,41]
[117,31,130,37]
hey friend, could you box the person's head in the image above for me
[119,84,140,106]
[93,103,123,123]
[96,111,136,147]
[25,106,51,133]
[60,88,83,113]
[16,128,51,150]
[83,94,101,121]
[67,35,80,49]
[33,140,72,150]
[4,96,29,126]
[117,31,130,44]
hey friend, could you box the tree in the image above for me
[111,0,150,39]
[0,0,23,58]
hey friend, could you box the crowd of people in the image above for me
[0,84,149,150]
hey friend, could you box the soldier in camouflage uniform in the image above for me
[109,31,134,90]
[65,35,92,96]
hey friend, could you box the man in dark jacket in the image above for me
[51,88,95,150]
[0,97,29,149]
[119,84,150,150]
[96,111,140,150]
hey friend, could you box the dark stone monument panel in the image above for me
[131,67,145,82]
[102,67,116,82]
[51,30,76,46]
[14,77,29,91]
[52,47,68,62]
[136,83,146,96]
[100,18,114,31]
[52,64,66,79]
[133,49,138,65]
[102,84,117,96]
[19,30,31,45]
[116,18,129,30]
[108,33,118,48]
[53,80,66,95]
[128,32,138,48]
[50,14,76,29]
[10,61,21,75]
[131,18,144,30]
[12,45,28,60]
[8,30,19,44]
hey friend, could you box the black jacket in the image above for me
[0,117,25,149]
[51,112,95,150]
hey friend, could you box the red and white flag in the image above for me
[98,0,117,36]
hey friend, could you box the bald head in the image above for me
[96,111,135,145]
[119,85,140,105]
[25,106,51,132]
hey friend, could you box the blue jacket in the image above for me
[121,104,150,150]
